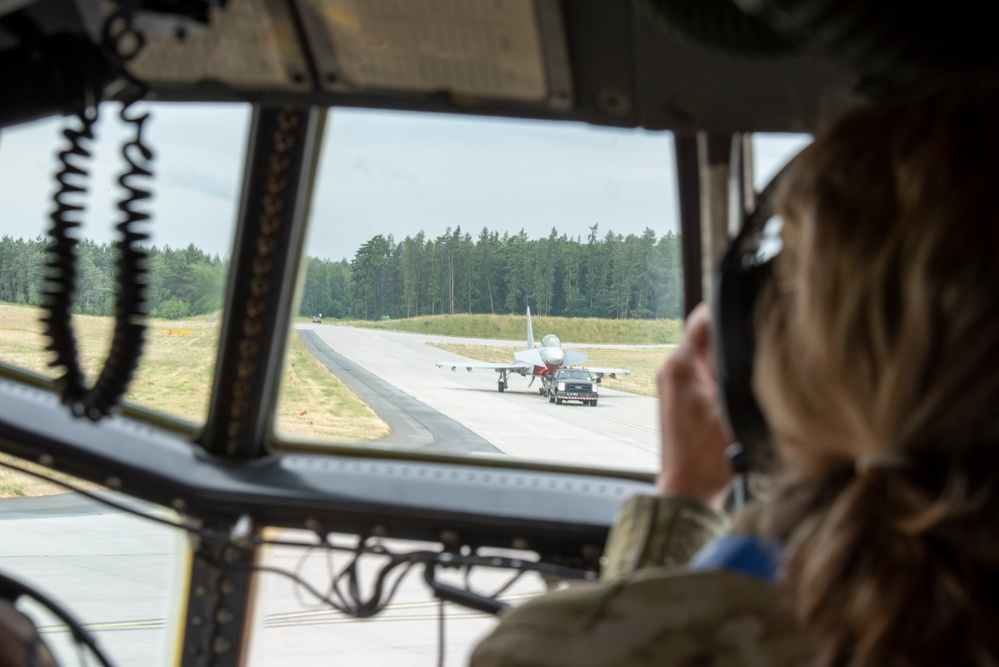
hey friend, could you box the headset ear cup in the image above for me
[0,599,59,667]
[742,262,779,473]
[713,257,775,471]
[711,149,803,474]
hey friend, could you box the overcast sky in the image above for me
[0,104,809,262]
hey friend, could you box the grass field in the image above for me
[429,343,669,397]
[276,336,388,442]
[0,303,386,497]
[345,312,684,346]
[0,456,101,498]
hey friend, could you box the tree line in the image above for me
[329,224,683,320]
[0,236,226,319]
[0,225,684,320]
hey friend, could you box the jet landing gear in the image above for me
[497,371,509,393]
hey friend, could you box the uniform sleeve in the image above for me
[601,494,729,581]
[470,569,810,667]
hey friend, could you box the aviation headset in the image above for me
[710,154,801,479]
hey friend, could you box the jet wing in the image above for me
[587,367,632,380]
[513,348,545,368]
[435,360,533,374]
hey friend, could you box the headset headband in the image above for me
[710,154,801,474]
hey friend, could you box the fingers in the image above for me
[682,303,716,377]
[683,303,711,351]
[658,304,715,394]
[656,302,734,508]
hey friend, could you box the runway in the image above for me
[300,323,661,472]
[0,325,662,666]
[297,329,501,455]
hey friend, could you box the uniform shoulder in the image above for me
[471,569,810,667]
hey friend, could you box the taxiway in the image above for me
[300,323,661,472]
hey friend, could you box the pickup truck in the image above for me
[545,368,599,406]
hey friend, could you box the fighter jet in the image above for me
[435,308,631,393]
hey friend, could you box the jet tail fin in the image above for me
[526,306,535,349]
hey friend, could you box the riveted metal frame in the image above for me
[674,133,702,316]
[675,132,753,316]
[177,105,325,665]
[199,105,326,459]
[179,525,257,667]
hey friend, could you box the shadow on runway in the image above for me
[298,330,502,456]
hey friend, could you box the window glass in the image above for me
[753,133,812,189]
[248,530,542,666]
[0,454,185,666]
[278,109,680,474]
[0,104,248,425]
[0,106,812,472]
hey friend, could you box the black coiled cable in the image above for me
[40,9,154,421]
[42,107,98,416]
[87,102,153,420]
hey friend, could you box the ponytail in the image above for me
[768,462,999,667]
[753,93,999,667]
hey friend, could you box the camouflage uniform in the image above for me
[470,496,812,667]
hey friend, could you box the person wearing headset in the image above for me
[472,91,999,667]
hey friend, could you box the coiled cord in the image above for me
[87,102,153,420]
[42,107,97,416]
[41,8,154,421]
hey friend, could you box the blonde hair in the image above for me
[756,94,999,667]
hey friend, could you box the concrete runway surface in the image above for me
[300,323,662,472]
[0,325,663,666]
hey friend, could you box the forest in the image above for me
[0,225,684,320]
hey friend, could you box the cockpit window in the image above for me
[753,133,812,188]
[276,108,679,474]
[0,104,808,475]
[0,104,248,426]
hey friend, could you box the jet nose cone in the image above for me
[550,348,565,366]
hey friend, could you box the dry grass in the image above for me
[276,336,389,441]
[0,303,387,496]
[0,303,111,378]
[346,313,684,345]
[0,305,218,418]
[0,454,102,498]
[429,343,672,397]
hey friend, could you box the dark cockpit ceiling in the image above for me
[3,0,997,135]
